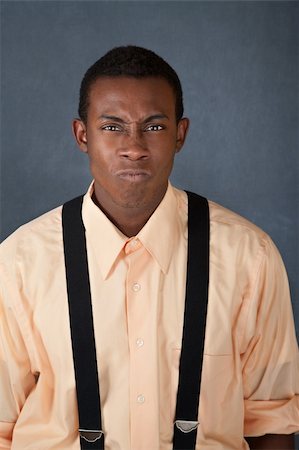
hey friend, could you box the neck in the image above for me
[92,189,164,237]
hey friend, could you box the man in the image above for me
[0,46,298,449]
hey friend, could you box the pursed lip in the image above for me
[115,169,152,182]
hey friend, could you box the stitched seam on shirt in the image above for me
[239,235,269,353]
[240,236,271,398]
[208,201,268,238]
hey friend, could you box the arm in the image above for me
[242,237,299,438]
[246,433,295,449]
[0,262,36,447]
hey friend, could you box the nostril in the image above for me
[120,145,148,160]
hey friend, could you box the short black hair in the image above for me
[78,45,184,123]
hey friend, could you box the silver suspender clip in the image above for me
[79,429,104,442]
[174,420,199,433]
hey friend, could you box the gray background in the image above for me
[1,2,299,445]
[1,0,298,340]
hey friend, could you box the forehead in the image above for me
[87,76,176,119]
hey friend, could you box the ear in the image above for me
[72,119,88,153]
[175,118,190,153]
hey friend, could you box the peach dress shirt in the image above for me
[0,183,298,450]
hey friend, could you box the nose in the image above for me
[120,131,148,161]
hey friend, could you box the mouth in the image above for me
[115,169,151,182]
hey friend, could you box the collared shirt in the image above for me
[0,182,298,450]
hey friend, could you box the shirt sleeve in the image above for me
[0,259,36,448]
[242,236,299,436]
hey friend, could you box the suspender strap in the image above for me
[62,191,209,450]
[173,191,210,450]
[62,196,104,450]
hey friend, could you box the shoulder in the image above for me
[0,205,63,269]
[208,199,268,240]
[174,187,278,267]
[208,200,282,273]
[174,186,269,243]
[206,200,290,306]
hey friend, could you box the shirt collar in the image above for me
[137,183,180,274]
[82,181,180,279]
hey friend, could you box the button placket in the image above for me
[125,241,159,445]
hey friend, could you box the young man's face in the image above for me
[73,76,189,213]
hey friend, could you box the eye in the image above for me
[145,124,164,132]
[102,124,122,132]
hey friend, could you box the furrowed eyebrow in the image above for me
[143,114,169,122]
[97,114,169,124]
[98,115,126,123]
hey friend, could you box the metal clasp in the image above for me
[174,420,199,433]
[79,429,104,442]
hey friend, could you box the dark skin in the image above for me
[246,434,295,449]
[73,76,189,237]
[73,75,295,449]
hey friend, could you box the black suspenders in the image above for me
[173,192,209,449]
[62,191,210,450]
[63,196,103,449]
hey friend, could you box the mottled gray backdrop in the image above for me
[1,0,298,347]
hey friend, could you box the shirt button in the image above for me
[136,338,144,347]
[132,283,141,292]
[137,394,145,404]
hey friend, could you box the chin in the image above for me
[114,186,150,209]
[115,196,147,209]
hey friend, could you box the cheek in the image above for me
[156,147,177,168]
[87,142,112,166]
[149,136,177,159]
[88,150,120,185]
